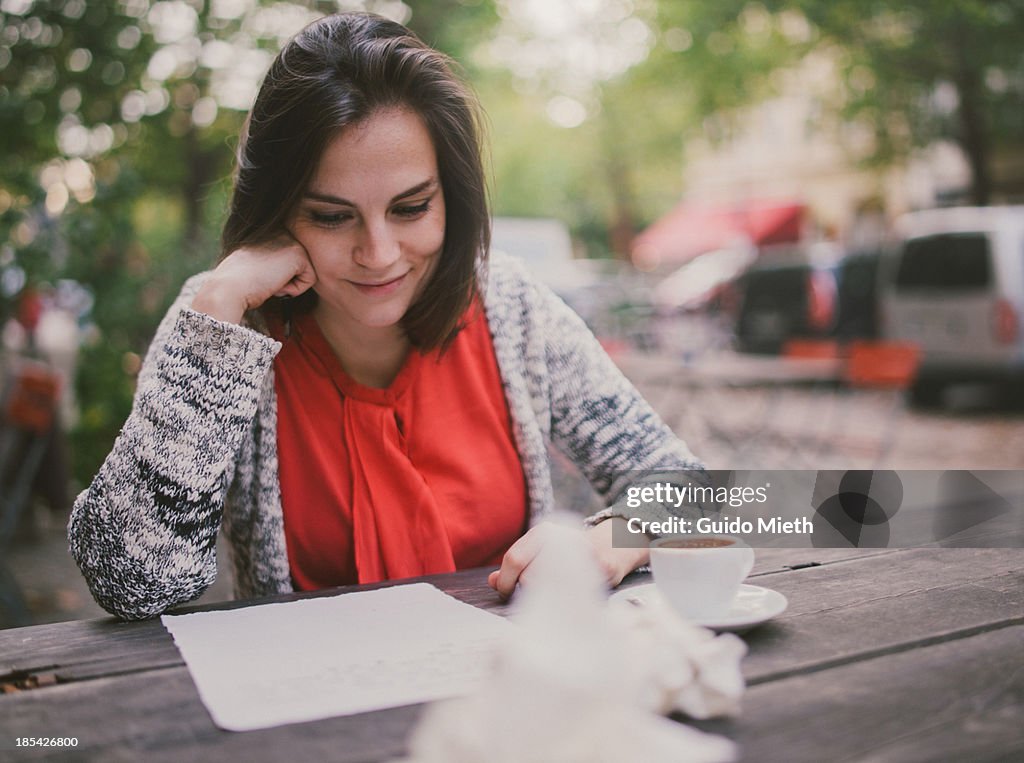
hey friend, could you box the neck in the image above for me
[313,304,411,389]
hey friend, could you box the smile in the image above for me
[349,273,408,296]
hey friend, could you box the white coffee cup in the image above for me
[649,535,755,620]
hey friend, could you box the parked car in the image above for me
[879,206,1024,405]
[834,250,882,341]
[732,244,840,354]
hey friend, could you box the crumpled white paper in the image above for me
[397,517,745,763]
[608,590,748,719]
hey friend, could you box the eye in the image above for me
[308,210,353,227]
[393,200,431,219]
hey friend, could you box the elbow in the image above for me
[69,516,214,621]
[90,585,173,622]
[75,552,215,621]
[68,483,219,620]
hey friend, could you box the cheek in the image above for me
[422,229,445,259]
[421,211,447,257]
[296,231,350,272]
[287,224,317,256]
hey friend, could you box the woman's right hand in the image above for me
[190,235,318,324]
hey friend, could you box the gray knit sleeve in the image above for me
[68,275,281,620]
[531,274,707,524]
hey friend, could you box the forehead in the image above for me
[308,107,438,194]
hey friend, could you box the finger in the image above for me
[294,259,318,291]
[289,241,317,286]
[488,565,537,593]
[585,518,643,588]
[272,250,317,298]
[492,529,544,598]
[587,544,622,587]
[275,274,315,298]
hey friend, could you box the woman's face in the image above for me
[290,106,446,337]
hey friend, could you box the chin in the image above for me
[356,307,409,329]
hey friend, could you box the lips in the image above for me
[349,273,408,296]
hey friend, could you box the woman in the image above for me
[68,12,705,620]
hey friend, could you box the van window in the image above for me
[895,233,991,290]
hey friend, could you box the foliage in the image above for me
[774,0,1024,203]
[0,0,512,484]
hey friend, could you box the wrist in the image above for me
[588,517,650,580]
[191,278,247,324]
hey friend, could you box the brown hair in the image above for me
[220,12,489,350]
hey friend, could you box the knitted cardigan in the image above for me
[69,252,703,620]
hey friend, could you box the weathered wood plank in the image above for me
[732,548,1024,683]
[0,550,890,681]
[749,547,904,576]
[621,548,1023,682]
[691,625,1024,763]
[0,568,512,682]
[3,622,1020,762]
[0,618,179,681]
[2,548,1017,687]
[0,666,423,762]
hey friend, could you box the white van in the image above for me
[880,206,1024,405]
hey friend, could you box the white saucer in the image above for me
[609,583,788,632]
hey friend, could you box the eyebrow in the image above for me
[302,178,438,207]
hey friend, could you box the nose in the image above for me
[352,219,400,271]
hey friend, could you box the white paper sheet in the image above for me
[161,583,510,731]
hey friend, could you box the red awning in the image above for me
[631,200,805,268]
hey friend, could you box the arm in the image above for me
[489,263,711,597]
[70,236,315,619]
[537,278,707,521]
[68,276,281,620]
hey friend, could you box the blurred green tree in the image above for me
[600,1,808,248]
[1,0,165,479]
[477,0,808,255]
[0,1,505,484]
[777,0,1024,204]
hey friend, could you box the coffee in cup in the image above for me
[657,538,736,549]
[649,534,754,620]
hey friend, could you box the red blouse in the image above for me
[271,305,528,590]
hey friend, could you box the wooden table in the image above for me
[1,547,1022,761]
